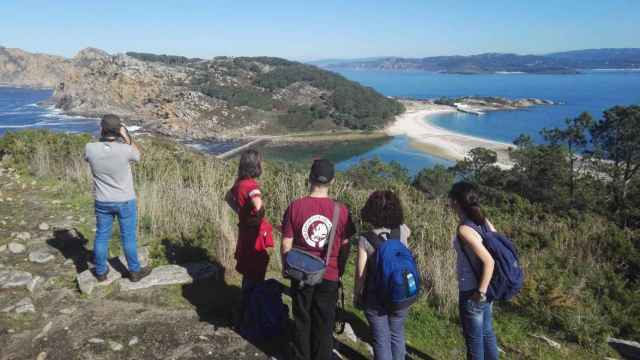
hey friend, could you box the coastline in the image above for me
[386,100,514,167]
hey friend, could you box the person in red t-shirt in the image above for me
[281,159,356,360]
[226,150,271,300]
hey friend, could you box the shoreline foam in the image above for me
[386,101,514,167]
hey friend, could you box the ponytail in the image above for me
[449,182,486,226]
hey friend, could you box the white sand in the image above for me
[386,101,514,167]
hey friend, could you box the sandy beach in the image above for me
[386,100,515,167]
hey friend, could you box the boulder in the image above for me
[76,267,121,295]
[8,242,26,254]
[119,262,218,291]
[29,247,56,264]
[0,270,33,289]
[76,247,150,295]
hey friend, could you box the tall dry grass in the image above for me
[9,132,632,323]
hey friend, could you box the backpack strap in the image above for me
[323,202,342,266]
[363,231,385,250]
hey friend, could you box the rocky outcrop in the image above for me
[1,46,402,139]
[0,47,71,88]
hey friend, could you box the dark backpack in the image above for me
[365,230,420,310]
[459,220,524,302]
[240,279,289,342]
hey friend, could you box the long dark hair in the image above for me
[238,149,262,180]
[448,181,486,226]
[360,190,404,229]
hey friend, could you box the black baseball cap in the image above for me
[309,159,335,184]
[101,114,122,133]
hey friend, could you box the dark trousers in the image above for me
[290,279,339,360]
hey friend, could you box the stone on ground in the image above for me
[109,340,124,351]
[8,242,26,254]
[0,244,6,252]
[36,352,47,360]
[27,276,42,293]
[14,231,31,241]
[59,307,77,315]
[76,247,150,295]
[88,338,105,344]
[0,269,33,289]
[118,262,218,291]
[2,297,36,314]
[38,223,50,231]
[29,247,56,264]
[76,267,121,295]
[128,336,139,346]
[34,321,52,341]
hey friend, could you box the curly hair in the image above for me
[238,149,262,179]
[360,190,404,229]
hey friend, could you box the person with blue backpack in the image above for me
[354,190,420,360]
[449,181,524,360]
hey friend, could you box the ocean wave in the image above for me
[39,112,98,120]
[0,123,39,129]
[1,111,39,116]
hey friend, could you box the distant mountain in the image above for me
[307,57,391,67]
[321,48,640,74]
[547,48,640,69]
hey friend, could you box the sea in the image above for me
[1,69,639,174]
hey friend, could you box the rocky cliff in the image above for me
[0,46,403,139]
[0,47,71,88]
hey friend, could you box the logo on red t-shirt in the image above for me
[301,215,333,249]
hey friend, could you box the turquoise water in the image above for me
[335,69,640,144]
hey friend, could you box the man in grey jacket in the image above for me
[84,115,151,282]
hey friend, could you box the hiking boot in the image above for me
[129,267,152,282]
[95,268,110,282]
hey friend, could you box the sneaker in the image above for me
[95,268,110,282]
[129,267,152,282]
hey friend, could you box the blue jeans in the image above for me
[459,291,499,360]
[365,306,409,360]
[94,199,141,276]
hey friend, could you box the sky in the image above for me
[1,0,639,61]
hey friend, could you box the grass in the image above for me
[1,129,633,359]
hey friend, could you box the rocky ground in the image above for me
[0,164,273,360]
[0,162,375,360]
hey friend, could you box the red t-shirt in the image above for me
[281,196,356,282]
[232,178,268,281]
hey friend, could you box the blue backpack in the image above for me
[460,220,524,302]
[240,279,289,342]
[365,230,421,310]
